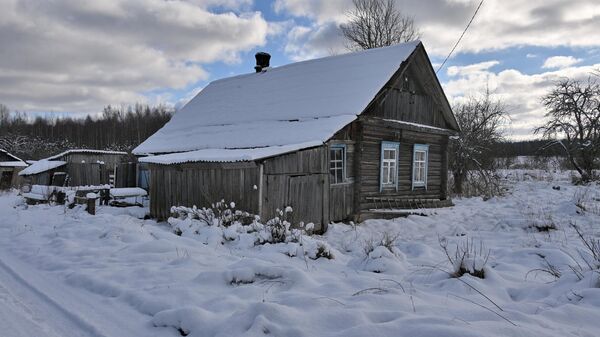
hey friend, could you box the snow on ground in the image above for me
[0,170,600,337]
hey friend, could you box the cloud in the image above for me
[542,56,582,69]
[276,0,600,59]
[447,61,500,77]
[442,60,600,139]
[284,23,345,61]
[273,0,351,24]
[0,0,269,114]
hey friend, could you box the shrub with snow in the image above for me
[168,202,333,260]
[439,237,490,279]
[170,200,256,227]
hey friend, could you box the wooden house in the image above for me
[19,149,129,187]
[134,41,459,231]
[0,149,28,189]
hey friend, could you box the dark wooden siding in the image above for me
[263,147,327,175]
[66,163,104,186]
[368,57,448,129]
[0,152,16,162]
[148,162,261,221]
[60,153,123,169]
[356,116,449,211]
[326,132,356,222]
[260,147,329,232]
[55,153,128,187]
[115,162,137,188]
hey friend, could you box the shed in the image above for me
[19,149,129,187]
[134,41,460,231]
[0,149,28,189]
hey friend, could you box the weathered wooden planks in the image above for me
[149,163,261,221]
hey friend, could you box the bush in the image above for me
[570,223,600,281]
[265,207,293,244]
[171,201,257,227]
[439,237,490,279]
[169,202,331,259]
[363,231,400,257]
[315,242,334,259]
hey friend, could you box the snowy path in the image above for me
[0,267,63,337]
[0,249,168,337]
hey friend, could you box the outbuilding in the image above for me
[0,149,28,189]
[19,149,130,187]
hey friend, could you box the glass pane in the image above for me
[336,168,343,183]
[383,166,389,184]
[390,166,396,183]
[384,149,395,160]
[416,151,425,162]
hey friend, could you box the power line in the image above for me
[436,0,485,74]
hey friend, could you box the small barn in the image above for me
[134,41,460,231]
[19,149,130,187]
[0,149,28,189]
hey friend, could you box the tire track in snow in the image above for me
[0,257,108,337]
[0,251,166,337]
[0,277,64,337]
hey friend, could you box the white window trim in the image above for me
[412,144,429,190]
[380,141,399,191]
[330,144,346,185]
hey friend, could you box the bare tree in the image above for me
[341,0,420,51]
[450,91,509,196]
[535,78,600,182]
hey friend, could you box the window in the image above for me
[330,145,346,184]
[380,142,399,191]
[412,144,429,189]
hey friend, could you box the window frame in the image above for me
[412,144,429,190]
[329,144,346,185]
[380,141,400,191]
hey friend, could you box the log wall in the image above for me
[355,116,449,211]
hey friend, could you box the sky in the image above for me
[1,0,599,139]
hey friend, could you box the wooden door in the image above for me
[287,174,324,226]
[0,171,12,189]
[262,174,289,221]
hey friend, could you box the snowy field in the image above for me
[1,170,600,337]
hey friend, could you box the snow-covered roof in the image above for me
[0,149,27,166]
[19,160,67,176]
[0,149,25,162]
[46,149,128,160]
[0,161,28,168]
[140,141,322,165]
[133,41,423,162]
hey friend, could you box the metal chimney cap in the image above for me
[254,52,271,72]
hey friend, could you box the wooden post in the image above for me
[100,189,110,205]
[86,193,97,215]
